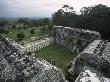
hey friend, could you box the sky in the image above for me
[0,0,110,18]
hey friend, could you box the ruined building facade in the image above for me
[0,26,110,82]
[52,26,110,82]
[52,26,100,53]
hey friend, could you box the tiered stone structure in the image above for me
[0,35,67,82]
[52,26,100,53]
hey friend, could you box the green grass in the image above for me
[2,27,48,43]
[5,29,32,41]
[35,43,76,72]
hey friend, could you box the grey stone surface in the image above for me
[0,35,67,82]
[75,66,110,82]
[52,26,101,53]
[68,40,110,82]
[23,37,54,53]
[0,26,110,82]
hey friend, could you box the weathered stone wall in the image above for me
[0,35,67,82]
[67,40,110,82]
[51,26,110,82]
[22,37,54,53]
[75,66,110,82]
[0,25,108,82]
[10,26,101,54]
[52,26,101,53]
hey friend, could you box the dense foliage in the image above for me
[52,4,110,40]
[52,5,77,27]
[0,4,110,40]
[0,28,9,34]
[0,17,52,42]
[16,18,52,28]
[0,19,9,27]
[30,29,35,34]
[17,32,25,40]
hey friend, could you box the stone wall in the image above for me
[52,26,101,53]
[0,25,108,82]
[67,40,110,82]
[22,37,54,53]
[75,66,110,82]
[51,26,110,82]
[0,35,67,82]
[9,26,101,54]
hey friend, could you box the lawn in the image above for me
[4,29,33,41]
[35,43,76,72]
[2,27,48,43]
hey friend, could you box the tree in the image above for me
[0,19,9,27]
[77,4,110,40]
[52,4,110,40]
[17,32,25,40]
[17,18,31,28]
[52,5,77,27]
[30,29,35,34]
[0,28,9,34]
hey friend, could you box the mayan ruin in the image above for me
[1,1,110,82]
[0,25,110,82]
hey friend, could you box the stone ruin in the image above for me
[52,26,100,53]
[21,26,100,54]
[23,37,54,53]
[67,40,110,82]
[52,26,110,82]
[0,25,110,82]
[0,35,67,82]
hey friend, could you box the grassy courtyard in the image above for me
[35,43,76,72]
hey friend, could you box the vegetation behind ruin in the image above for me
[0,4,110,40]
[0,2,110,82]
[52,4,110,40]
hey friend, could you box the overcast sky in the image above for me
[0,0,110,17]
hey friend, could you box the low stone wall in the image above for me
[52,26,101,53]
[23,37,54,52]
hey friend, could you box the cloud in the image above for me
[0,0,110,17]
